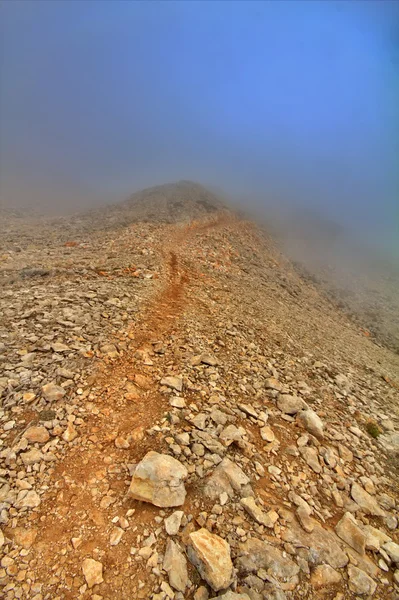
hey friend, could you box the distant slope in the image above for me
[262,207,399,354]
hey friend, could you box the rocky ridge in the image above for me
[0,185,398,599]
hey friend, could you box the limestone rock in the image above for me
[170,396,186,408]
[297,409,324,439]
[211,593,250,600]
[241,497,277,528]
[11,527,37,549]
[187,528,233,591]
[163,539,188,592]
[82,558,103,588]
[193,430,226,455]
[161,376,183,391]
[379,432,399,456]
[220,424,243,445]
[14,489,41,509]
[42,382,66,401]
[383,541,399,564]
[282,521,348,569]
[277,394,307,415]
[110,527,124,546]
[194,587,210,600]
[52,342,70,352]
[129,451,188,507]
[63,422,78,442]
[238,403,258,419]
[192,413,208,430]
[200,353,218,366]
[310,564,341,588]
[165,510,184,535]
[296,506,314,533]
[265,378,283,391]
[23,426,50,444]
[203,457,250,500]
[299,446,321,473]
[347,565,377,596]
[260,426,275,442]
[335,512,366,555]
[237,537,299,581]
[115,436,129,449]
[21,448,43,465]
[362,525,389,552]
[351,483,385,517]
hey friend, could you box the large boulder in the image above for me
[128,451,188,507]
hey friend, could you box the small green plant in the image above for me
[366,421,381,439]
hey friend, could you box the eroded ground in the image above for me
[0,210,399,600]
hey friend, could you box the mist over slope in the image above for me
[253,205,399,354]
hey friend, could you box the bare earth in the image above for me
[0,184,398,600]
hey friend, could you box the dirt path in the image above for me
[14,215,229,599]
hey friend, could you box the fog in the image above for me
[0,0,398,257]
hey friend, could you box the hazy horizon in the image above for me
[0,1,398,256]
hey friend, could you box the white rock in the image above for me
[335,512,366,555]
[21,449,43,465]
[260,426,275,442]
[161,376,183,391]
[110,527,124,546]
[128,451,188,507]
[14,490,41,509]
[163,539,188,592]
[212,593,250,600]
[383,541,399,564]
[297,409,324,439]
[351,483,385,517]
[347,565,376,596]
[170,396,186,408]
[164,511,184,535]
[187,528,233,591]
[310,564,341,588]
[82,558,103,588]
[203,457,250,499]
[277,394,307,415]
[42,382,66,401]
[62,422,78,442]
[241,497,277,528]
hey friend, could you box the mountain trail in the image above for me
[0,191,398,600]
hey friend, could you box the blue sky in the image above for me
[0,1,398,252]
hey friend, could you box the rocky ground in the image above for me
[0,184,398,600]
